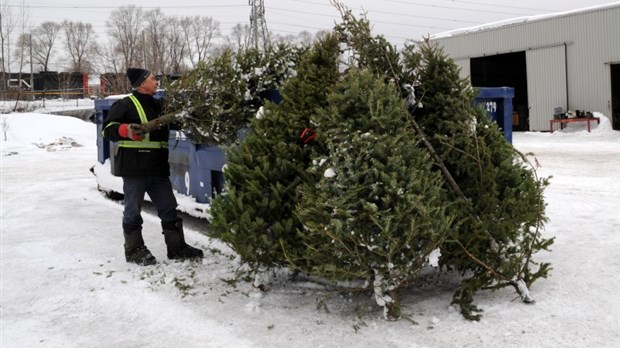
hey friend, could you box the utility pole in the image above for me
[29,33,33,98]
[0,0,5,97]
[248,0,270,51]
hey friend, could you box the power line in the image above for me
[353,8,483,25]
[432,0,555,13]
[266,5,484,25]
[3,3,248,9]
[382,0,535,16]
[285,0,555,14]
[268,21,327,31]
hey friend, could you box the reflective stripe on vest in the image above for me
[102,121,120,137]
[118,95,167,149]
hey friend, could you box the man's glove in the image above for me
[118,123,145,140]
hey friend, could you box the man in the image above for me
[103,68,204,265]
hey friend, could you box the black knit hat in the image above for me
[126,68,151,88]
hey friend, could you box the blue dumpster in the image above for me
[93,98,119,164]
[474,87,514,143]
[168,133,226,203]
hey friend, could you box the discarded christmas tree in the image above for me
[410,41,553,320]
[293,68,454,320]
[162,43,299,145]
[327,2,553,320]
[209,34,341,277]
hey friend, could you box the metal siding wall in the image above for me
[453,58,470,79]
[526,47,567,131]
[566,8,620,117]
[432,5,620,127]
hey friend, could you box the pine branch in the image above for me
[436,137,481,163]
[472,122,485,192]
[513,149,551,280]
[454,239,509,282]
[408,117,467,201]
[132,111,179,135]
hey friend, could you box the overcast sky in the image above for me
[4,0,619,47]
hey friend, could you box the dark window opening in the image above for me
[611,64,620,130]
[471,52,529,131]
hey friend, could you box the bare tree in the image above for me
[271,31,316,47]
[296,31,314,46]
[181,16,220,67]
[165,16,189,75]
[13,32,30,65]
[106,5,145,69]
[94,41,123,75]
[223,23,250,52]
[1,0,18,97]
[30,21,61,72]
[12,4,30,107]
[12,32,30,90]
[314,30,330,41]
[62,20,97,73]
[143,8,168,74]
[91,41,132,95]
[271,33,296,45]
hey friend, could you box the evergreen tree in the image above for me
[162,44,299,145]
[209,34,341,274]
[294,69,454,320]
[331,1,416,101]
[327,3,552,320]
[332,3,405,80]
[411,41,553,320]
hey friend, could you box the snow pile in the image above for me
[1,113,94,155]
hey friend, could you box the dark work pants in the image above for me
[122,176,178,231]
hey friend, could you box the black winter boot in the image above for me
[123,227,157,266]
[162,219,204,260]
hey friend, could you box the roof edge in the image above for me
[430,2,620,40]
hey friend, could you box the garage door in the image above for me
[526,45,567,131]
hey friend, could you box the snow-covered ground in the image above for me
[1,111,619,348]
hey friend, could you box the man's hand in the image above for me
[128,124,145,138]
[118,123,145,140]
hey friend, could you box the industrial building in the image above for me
[430,3,620,131]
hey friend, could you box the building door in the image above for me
[526,46,567,131]
[612,64,620,130]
